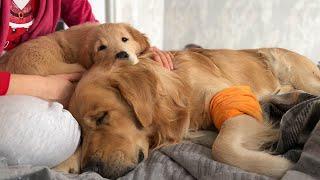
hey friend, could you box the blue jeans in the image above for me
[0,95,80,168]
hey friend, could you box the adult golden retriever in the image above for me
[67,24,320,179]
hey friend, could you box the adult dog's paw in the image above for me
[53,148,81,174]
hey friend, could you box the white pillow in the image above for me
[0,95,80,167]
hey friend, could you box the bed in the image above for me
[1,91,319,180]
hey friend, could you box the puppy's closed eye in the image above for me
[122,37,129,42]
[98,45,108,51]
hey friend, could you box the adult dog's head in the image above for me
[69,60,190,178]
[79,23,150,68]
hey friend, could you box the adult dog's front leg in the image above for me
[212,115,293,178]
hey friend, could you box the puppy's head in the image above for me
[69,61,189,179]
[81,23,150,68]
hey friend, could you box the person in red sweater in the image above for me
[0,0,173,103]
[0,0,173,168]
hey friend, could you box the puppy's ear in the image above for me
[78,27,100,68]
[110,69,157,127]
[122,23,150,54]
[79,43,93,69]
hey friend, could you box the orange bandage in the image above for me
[210,86,263,130]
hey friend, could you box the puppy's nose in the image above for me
[115,51,129,59]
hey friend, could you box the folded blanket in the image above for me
[260,91,320,180]
[1,91,320,180]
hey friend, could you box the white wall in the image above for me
[88,0,107,23]
[105,0,164,49]
[164,0,320,63]
[88,0,320,63]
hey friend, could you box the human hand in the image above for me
[150,47,174,70]
[42,73,83,106]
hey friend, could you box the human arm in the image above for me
[60,0,98,26]
[5,73,83,106]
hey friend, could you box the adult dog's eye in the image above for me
[96,112,108,126]
[98,45,107,51]
[122,37,129,42]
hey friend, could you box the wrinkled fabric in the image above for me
[1,91,320,180]
[0,95,80,168]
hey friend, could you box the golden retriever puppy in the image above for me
[66,24,320,179]
[0,23,149,75]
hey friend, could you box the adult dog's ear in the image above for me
[110,69,157,127]
[122,23,150,54]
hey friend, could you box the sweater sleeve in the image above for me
[61,0,98,26]
[0,72,11,95]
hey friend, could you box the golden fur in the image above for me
[0,23,149,74]
[67,24,320,179]
[3,23,320,179]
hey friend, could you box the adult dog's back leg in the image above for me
[259,48,320,95]
[212,115,293,178]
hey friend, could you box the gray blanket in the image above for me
[1,91,320,180]
[261,91,320,180]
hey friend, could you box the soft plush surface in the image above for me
[0,95,80,168]
[1,91,320,180]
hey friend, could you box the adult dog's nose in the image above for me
[115,51,129,59]
[138,149,144,163]
[82,158,136,179]
[82,160,105,175]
